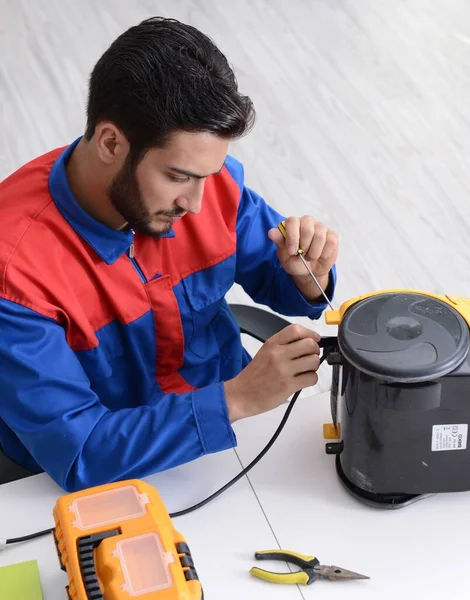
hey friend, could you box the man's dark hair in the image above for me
[84,17,255,157]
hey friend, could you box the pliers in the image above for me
[250,549,369,585]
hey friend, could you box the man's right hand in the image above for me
[224,324,321,422]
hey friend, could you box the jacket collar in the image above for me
[48,137,174,265]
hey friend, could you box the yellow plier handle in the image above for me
[250,549,319,586]
[249,567,311,585]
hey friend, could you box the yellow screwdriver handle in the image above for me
[277,221,305,255]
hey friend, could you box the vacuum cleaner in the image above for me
[322,289,470,508]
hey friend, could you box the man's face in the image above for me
[108,131,229,236]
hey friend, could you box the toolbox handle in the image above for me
[77,529,121,600]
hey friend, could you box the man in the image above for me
[0,17,338,492]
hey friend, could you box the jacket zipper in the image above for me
[128,231,147,283]
[127,231,162,282]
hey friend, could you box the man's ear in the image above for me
[94,122,129,166]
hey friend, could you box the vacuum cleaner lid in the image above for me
[338,292,469,382]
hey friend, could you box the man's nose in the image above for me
[176,180,205,215]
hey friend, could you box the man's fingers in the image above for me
[305,222,328,262]
[299,216,316,257]
[268,227,285,249]
[291,354,321,376]
[294,371,319,389]
[284,217,300,256]
[319,230,339,262]
[285,337,320,359]
[268,227,292,264]
[271,323,321,345]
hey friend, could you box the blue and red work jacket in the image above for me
[0,138,336,491]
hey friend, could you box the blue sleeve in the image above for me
[226,156,336,318]
[0,299,236,492]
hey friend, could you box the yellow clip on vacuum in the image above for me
[322,289,470,508]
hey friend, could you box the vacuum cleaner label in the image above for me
[432,424,468,452]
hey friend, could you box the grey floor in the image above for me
[2,0,470,393]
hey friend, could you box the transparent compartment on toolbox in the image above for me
[70,484,149,530]
[116,532,174,595]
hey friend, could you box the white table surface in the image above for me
[233,391,470,599]
[0,438,299,600]
[1,391,470,600]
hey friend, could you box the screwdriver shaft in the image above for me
[276,220,334,310]
[297,253,334,310]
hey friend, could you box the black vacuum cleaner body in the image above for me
[323,290,470,508]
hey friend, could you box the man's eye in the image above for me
[169,174,190,183]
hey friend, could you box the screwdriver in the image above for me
[277,220,334,310]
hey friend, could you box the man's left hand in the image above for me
[268,216,339,303]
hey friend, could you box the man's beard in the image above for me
[108,156,184,237]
